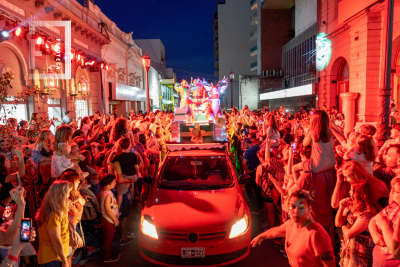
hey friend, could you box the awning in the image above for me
[260,83,316,100]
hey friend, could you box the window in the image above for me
[75,99,89,118]
[0,104,27,124]
[338,60,349,81]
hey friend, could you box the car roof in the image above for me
[168,149,227,157]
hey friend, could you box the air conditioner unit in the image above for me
[262,70,268,77]
[278,70,283,77]
[271,70,276,77]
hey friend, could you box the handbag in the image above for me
[69,221,85,249]
[81,199,97,221]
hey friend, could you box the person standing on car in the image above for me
[242,137,261,214]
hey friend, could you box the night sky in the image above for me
[92,0,217,81]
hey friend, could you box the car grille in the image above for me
[141,246,248,266]
[159,230,227,242]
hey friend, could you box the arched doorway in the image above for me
[337,60,349,113]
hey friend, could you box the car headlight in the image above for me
[229,213,249,239]
[140,215,158,239]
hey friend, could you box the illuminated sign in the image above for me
[260,84,315,100]
[316,32,332,71]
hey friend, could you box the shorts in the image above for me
[116,183,128,196]
[119,191,131,219]
[31,150,43,164]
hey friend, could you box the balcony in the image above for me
[250,61,258,71]
[214,60,219,68]
[214,71,219,77]
[214,50,219,58]
[262,0,294,9]
[250,12,257,25]
[250,44,257,56]
[250,29,257,40]
[250,0,257,9]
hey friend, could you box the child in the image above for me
[343,134,375,175]
[100,174,121,263]
[32,129,53,164]
[51,125,85,178]
[109,137,139,208]
[17,120,28,136]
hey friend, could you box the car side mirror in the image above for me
[239,174,251,184]
[143,176,153,185]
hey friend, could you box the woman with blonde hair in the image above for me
[60,170,86,267]
[292,110,335,180]
[36,180,73,267]
[331,160,389,209]
[344,134,376,175]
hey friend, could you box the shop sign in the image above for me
[112,82,146,101]
[260,84,315,100]
[316,33,332,71]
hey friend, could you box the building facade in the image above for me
[259,0,318,111]
[317,0,400,126]
[0,0,112,124]
[134,39,176,112]
[214,0,260,110]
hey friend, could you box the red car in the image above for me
[139,143,251,266]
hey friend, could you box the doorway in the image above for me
[337,60,349,113]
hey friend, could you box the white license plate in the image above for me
[181,247,205,258]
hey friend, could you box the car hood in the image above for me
[143,186,247,231]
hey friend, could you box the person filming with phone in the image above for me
[0,186,36,267]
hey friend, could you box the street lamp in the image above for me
[229,70,234,108]
[142,51,151,113]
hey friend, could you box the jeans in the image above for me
[101,216,116,259]
[244,171,262,211]
[41,261,62,267]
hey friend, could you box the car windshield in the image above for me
[158,155,233,189]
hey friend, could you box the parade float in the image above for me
[170,78,228,143]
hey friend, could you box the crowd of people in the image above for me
[0,103,400,267]
[227,105,400,266]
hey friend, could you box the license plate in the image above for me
[181,247,205,258]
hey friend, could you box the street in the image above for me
[81,212,290,267]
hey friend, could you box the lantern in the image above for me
[77,76,89,98]
[45,68,59,96]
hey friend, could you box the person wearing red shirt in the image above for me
[251,190,335,267]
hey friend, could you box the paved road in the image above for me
[81,211,290,267]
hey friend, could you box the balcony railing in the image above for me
[250,0,256,7]
[251,12,257,21]
[250,45,257,53]
[250,29,257,38]
[251,61,258,68]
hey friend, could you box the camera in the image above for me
[20,218,32,242]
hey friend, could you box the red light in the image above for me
[81,58,84,66]
[53,43,60,53]
[100,63,104,69]
[106,65,109,70]
[90,60,95,65]
[77,54,81,61]
[36,36,42,45]
[70,52,74,59]
[15,27,22,37]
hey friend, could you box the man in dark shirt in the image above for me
[242,137,261,214]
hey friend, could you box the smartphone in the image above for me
[20,218,32,242]
[273,139,277,143]
[291,142,296,152]
[151,132,154,138]
[310,111,314,115]
[296,121,300,126]
[260,120,262,124]
[242,131,246,136]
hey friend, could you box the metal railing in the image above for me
[250,0,256,7]
[250,12,257,21]
[251,61,258,68]
[250,45,257,53]
[250,29,257,38]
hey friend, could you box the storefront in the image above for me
[260,84,317,111]
[108,82,146,116]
